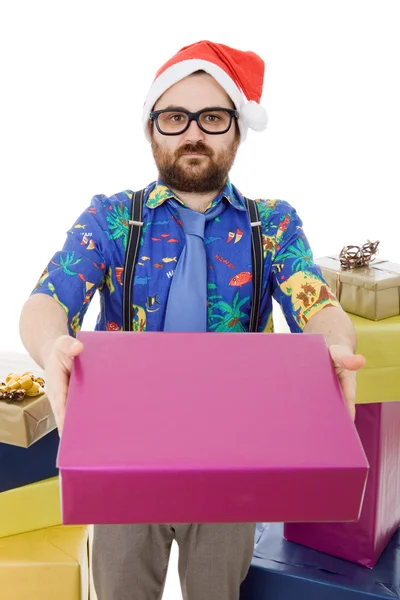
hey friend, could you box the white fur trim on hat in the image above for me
[241,100,268,131]
[143,59,255,141]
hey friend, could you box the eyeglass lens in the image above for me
[156,110,232,134]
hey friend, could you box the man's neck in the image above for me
[170,189,218,213]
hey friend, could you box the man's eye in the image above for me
[204,114,220,122]
[170,114,185,122]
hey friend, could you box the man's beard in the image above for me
[150,135,240,193]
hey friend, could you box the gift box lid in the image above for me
[0,524,87,564]
[373,262,400,275]
[316,257,400,291]
[0,525,88,600]
[245,523,400,599]
[0,393,56,447]
[0,353,56,447]
[58,331,368,524]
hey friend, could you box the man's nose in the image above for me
[182,118,206,142]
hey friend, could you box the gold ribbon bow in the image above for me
[339,240,380,270]
[0,373,45,403]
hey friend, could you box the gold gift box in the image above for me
[0,476,61,539]
[0,525,88,600]
[349,313,400,404]
[316,257,400,321]
[0,391,56,448]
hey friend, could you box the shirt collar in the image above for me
[145,178,246,211]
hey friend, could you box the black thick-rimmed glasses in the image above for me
[149,107,239,136]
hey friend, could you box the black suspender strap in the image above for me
[122,189,145,332]
[121,191,263,333]
[244,198,263,333]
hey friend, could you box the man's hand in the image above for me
[328,344,366,420]
[44,335,84,435]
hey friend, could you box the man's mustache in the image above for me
[175,142,213,159]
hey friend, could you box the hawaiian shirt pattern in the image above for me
[31,179,339,336]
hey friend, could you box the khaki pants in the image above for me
[92,523,255,600]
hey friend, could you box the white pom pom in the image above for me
[241,100,268,132]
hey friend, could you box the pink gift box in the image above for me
[284,402,400,567]
[57,332,368,525]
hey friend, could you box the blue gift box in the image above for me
[0,428,59,492]
[240,524,400,599]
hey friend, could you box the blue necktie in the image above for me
[164,200,226,332]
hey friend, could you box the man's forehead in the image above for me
[154,73,234,110]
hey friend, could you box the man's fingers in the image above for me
[330,348,366,372]
[57,413,64,437]
[328,345,360,421]
[340,354,365,371]
[49,377,68,434]
[338,372,357,420]
[45,338,80,435]
[56,335,84,360]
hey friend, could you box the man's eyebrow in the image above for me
[159,105,188,111]
[156,105,231,111]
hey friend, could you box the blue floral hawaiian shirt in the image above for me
[31,179,339,335]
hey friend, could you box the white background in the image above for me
[0,1,399,596]
[1,1,399,352]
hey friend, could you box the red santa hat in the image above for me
[142,40,268,142]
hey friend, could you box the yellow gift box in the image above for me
[349,313,400,403]
[0,525,88,600]
[0,476,61,539]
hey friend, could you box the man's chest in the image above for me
[113,204,256,332]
